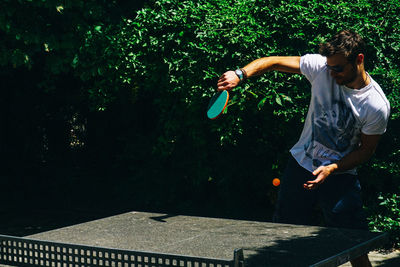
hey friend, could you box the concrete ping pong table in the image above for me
[0,211,387,267]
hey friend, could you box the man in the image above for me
[217,30,390,267]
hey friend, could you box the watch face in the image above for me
[235,69,243,80]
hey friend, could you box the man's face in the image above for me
[326,54,358,86]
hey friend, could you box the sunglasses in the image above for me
[325,62,349,73]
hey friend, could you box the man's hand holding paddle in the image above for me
[207,69,246,119]
[217,70,240,91]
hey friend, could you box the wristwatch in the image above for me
[235,68,248,83]
[235,69,244,82]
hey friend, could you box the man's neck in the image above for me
[346,70,370,89]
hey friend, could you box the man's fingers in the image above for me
[217,81,228,87]
[303,183,317,190]
[303,176,323,190]
[312,166,323,176]
[217,81,230,91]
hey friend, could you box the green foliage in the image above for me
[90,0,400,136]
[72,0,400,219]
[368,192,400,249]
[1,0,399,224]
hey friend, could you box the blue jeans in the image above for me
[273,156,368,230]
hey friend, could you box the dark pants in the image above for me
[273,156,368,230]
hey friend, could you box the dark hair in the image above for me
[319,30,366,62]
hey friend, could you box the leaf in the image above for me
[258,96,268,109]
[275,95,283,106]
[94,26,102,33]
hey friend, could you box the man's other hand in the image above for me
[303,164,338,190]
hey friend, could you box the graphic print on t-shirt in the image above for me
[303,89,358,169]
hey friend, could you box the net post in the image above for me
[233,248,244,267]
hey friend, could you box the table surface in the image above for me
[22,211,387,267]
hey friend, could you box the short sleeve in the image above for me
[300,54,327,83]
[361,105,390,135]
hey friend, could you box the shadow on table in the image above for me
[376,254,400,267]
[243,225,387,267]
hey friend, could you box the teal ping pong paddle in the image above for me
[207,90,229,119]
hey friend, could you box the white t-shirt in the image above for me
[290,54,390,174]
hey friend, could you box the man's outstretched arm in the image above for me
[217,56,301,91]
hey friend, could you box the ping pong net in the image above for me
[0,234,244,267]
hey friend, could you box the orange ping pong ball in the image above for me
[272,178,280,187]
